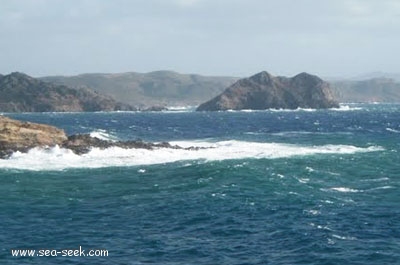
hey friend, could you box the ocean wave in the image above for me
[224,108,317,113]
[270,131,353,137]
[332,105,363,111]
[89,129,119,142]
[367,186,395,191]
[225,105,362,113]
[269,108,317,112]
[386,128,400,133]
[329,187,362,193]
[0,140,384,171]
[166,106,196,112]
[331,234,357,240]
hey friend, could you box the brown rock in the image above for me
[0,116,67,158]
[197,71,339,111]
[0,116,207,159]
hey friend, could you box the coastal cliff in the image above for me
[197,71,339,111]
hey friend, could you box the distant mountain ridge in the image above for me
[349,72,400,82]
[42,70,400,106]
[3,70,400,112]
[197,71,339,111]
[331,78,400,103]
[0,72,134,112]
[41,71,238,108]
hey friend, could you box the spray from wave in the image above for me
[89,129,118,141]
[0,140,384,171]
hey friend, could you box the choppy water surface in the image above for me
[1,104,399,264]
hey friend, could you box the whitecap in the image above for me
[269,108,316,112]
[304,209,320,215]
[361,177,390,182]
[223,108,318,112]
[367,186,394,191]
[332,105,363,111]
[89,129,119,142]
[305,166,315,172]
[330,187,362,193]
[310,223,333,231]
[166,106,196,112]
[0,140,384,171]
[386,128,400,133]
[332,234,357,240]
[296,177,310,183]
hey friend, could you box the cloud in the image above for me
[0,0,399,76]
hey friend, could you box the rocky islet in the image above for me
[197,71,339,111]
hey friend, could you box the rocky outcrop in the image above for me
[0,116,203,159]
[0,115,68,158]
[197,71,339,111]
[0,72,135,112]
[61,134,183,155]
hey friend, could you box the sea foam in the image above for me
[0,140,384,171]
[89,129,118,142]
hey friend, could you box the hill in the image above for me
[349,72,400,82]
[197,71,339,111]
[0,72,134,112]
[331,78,400,103]
[41,71,238,108]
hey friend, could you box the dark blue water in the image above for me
[1,104,399,264]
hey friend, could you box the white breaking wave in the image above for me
[89,129,118,142]
[166,106,196,112]
[269,108,317,112]
[333,105,363,111]
[331,234,357,240]
[226,105,361,112]
[329,187,362,193]
[386,128,400,133]
[0,140,384,171]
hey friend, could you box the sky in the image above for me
[1,0,400,78]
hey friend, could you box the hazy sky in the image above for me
[1,0,399,77]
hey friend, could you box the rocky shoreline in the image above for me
[0,116,199,159]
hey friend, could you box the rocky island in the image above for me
[197,71,339,111]
[0,116,193,159]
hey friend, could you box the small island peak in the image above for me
[197,71,339,111]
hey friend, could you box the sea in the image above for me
[1,103,399,265]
